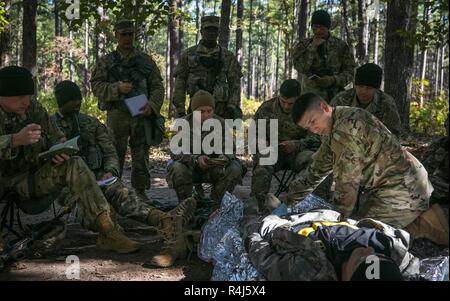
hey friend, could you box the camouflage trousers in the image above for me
[61,179,163,228]
[5,157,109,229]
[352,184,430,229]
[107,109,151,191]
[168,160,243,205]
[252,149,314,211]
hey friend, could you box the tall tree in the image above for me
[22,0,38,74]
[168,0,183,116]
[195,0,200,44]
[246,0,254,98]
[0,0,11,66]
[384,0,418,129]
[356,0,368,63]
[235,0,243,65]
[419,3,430,106]
[219,0,231,48]
[297,0,308,41]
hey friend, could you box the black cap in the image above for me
[311,10,331,29]
[355,63,383,89]
[0,66,35,96]
[54,80,82,107]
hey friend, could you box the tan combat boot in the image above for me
[150,213,186,267]
[96,212,141,254]
[405,204,449,246]
[169,197,197,226]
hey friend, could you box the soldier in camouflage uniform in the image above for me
[51,80,195,267]
[288,93,448,245]
[173,16,243,119]
[0,66,139,254]
[168,90,244,208]
[422,116,449,204]
[90,20,165,200]
[330,63,402,136]
[251,79,320,213]
[292,10,356,103]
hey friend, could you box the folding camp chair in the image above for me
[273,169,297,197]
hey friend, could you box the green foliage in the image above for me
[241,95,261,120]
[398,0,449,50]
[58,0,169,36]
[410,88,449,136]
[38,92,106,123]
[0,1,8,32]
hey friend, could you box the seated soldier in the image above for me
[0,66,138,254]
[242,209,419,281]
[422,116,449,204]
[330,63,402,137]
[251,79,320,213]
[288,93,448,246]
[51,80,196,267]
[168,90,244,212]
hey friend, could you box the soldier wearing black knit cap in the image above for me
[330,63,402,137]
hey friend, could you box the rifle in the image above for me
[0,207,71,268]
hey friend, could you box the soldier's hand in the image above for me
[197,155,210,170]
[140,103,153,116]
[118,81,133,94]
[101,172,114,180]
[314,75,335,88]
[12,123,42,147]
[279,141,297,154]
[311,36,326,48]
[52,153,70,165]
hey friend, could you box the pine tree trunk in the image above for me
[84,21,89,96]
[357,0,368,63]
[384,0,418,130]
[263,21,269,100]
[419,4,429,106]
[275,27,281,92]
[235,0,243,65]
[22,0,37,74]
[195,0,200,44]
[168,0,182,117]
[0,0,12,66]
[219,0,231,49]
[297,0,308,41]
[373,5,379,64]
[246,0,254,99]
[342,0,353,49]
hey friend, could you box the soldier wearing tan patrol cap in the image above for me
[91,19,165,201]
[173,15,243,119]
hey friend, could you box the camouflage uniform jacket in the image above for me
[253,96,321,153]
[330,89,402,136]
[170,113,235,168]
[90,47,164,116]
[287,107,433,217]
[292,35,356,102]
[52,112,120,179]
[0,100,65,178]
[173,41,243,116]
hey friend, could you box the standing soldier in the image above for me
[0,66,139,254]
[173,16,243,119]
[90,19,165,201]
[293,10,356,103]
[330,63,402,136]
